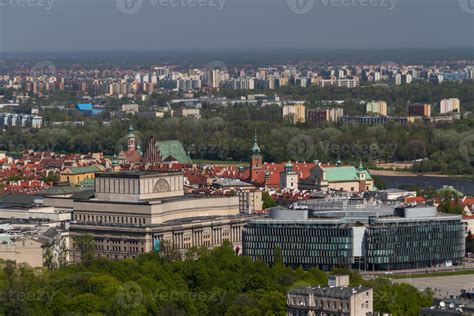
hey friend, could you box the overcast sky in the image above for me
[0,0,473,53]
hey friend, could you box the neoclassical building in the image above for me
[66,171,255,261]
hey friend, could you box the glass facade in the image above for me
[366,219,465,270]
[243,222,353,270]
[243,216,465,271]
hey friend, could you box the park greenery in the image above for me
[0,242,434,316]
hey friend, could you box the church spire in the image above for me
[251,130,261,154]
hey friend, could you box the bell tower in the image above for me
[250,131,262,183]
[127,125,136,152]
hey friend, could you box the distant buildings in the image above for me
[342,115,408,125]
[177,78,201,91]
[0,113,43,129]
[75,103,104,116]
[366,101,388,116]
[440,98,460,114]
[175,107,201,119]
[394,74,402,85]
[408,103,431,118]
[306,108,344,124]
[287,275,373,316]
[283,103,306,124]
[320,77,360,88]
[121,103,139,113]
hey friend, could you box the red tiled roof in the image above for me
[406,196,426,203]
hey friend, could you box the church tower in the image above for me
[250,131,262,183]
[127,125,136,152]
[280,161,298,190]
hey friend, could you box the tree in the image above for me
[262,192,278,209]
[75,234,96,266]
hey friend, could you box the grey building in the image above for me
[243,203,465,271]
[287,275,373,316]
[46,171,257,261]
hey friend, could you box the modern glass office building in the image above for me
[366,216,465,270]
[243,219,354,270]
[242,206,465,271]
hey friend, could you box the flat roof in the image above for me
[96,170,182,179]
[153,214,255,227]
[74,192,235,205]
[289,286,371,299]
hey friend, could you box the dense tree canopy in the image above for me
[0,243,434,316]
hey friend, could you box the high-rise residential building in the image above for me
[337,77,359,88]
[395,73,402,85]
[207,69,221,89]
[366,101,388,116]
[374,72,381,81]
[440,98,461,114]
[338,69,345,79]
[307,108,344,124]
[408,103,431,117]
[283,103,306,124]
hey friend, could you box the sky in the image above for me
[0,0,473,54]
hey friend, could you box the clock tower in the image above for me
[250,131,262,183]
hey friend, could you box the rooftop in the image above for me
[96,170,182,179]
[288,286,371,299]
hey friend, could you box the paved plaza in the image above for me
[394,275,474,299]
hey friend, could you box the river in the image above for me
[378,176,474,195]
